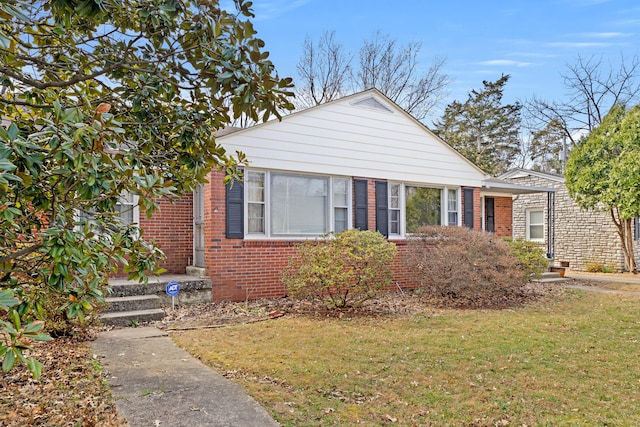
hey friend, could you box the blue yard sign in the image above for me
[166,281,180,297]
[166,281,180,310]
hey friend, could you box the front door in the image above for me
[485,197,495,233]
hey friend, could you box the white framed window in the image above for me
[333,178,350,233]
[245,171,351,238]
[115,191,139,226]
[247,171,266,234]
[389,184,459,236]
[526,209,544,242]
[405,185,441,233]
[389,183,401,235]
[76,191,139,236]
[447,189,459,226]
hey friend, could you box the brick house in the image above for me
[501,168,640,272]
[137,90,551,301]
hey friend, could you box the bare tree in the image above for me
[357,31,449,120]
[294,31,353,110]
[526,54,640,149]
[294,31,449,120]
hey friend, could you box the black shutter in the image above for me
[225,179,244,239]
[463,188,474,229]
[354,179,368,230]
[375,181,388,237]
[635,217,640,241]
[485,197,495,233]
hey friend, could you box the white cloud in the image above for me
[478,59,533,68]
[546,41,610,48]
[581,32,633,38]
[252,0,311,20]
[219,0,310,20]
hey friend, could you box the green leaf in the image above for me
[22,320,45,335]
[0,290,19,311]
[27,358,44,379]
[7,123,18,140]
[2,349,16,373]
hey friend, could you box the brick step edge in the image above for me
[99,308,165,327]
[105,295,162,313]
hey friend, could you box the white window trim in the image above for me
[244,170,352,240]
[75,192,140,237]
[389,183,460,238]
[116,192,140,227]
[526,209,545,242]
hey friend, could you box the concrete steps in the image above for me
[533,271,566,283]
[105,295,162,312]
[100,308,165,327]
[100,274,212,327]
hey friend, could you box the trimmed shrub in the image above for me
[405,226,528,308]
[282,229,397,308]
[503,237,549,279]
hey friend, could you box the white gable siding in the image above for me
[218,91,485,187]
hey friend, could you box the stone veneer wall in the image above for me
[506,174,629,272]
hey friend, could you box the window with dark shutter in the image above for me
[463,188,474,229]
[354,179,368,230]
[375,181,388,237]
[225,179,244,239]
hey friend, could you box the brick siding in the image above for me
[139,193,193,275]
[199,171,483,302]
[492,196,513,238]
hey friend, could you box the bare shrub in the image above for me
[282,229,397,308]
[405,226,528,308]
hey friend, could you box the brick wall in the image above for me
[201,172,467,302]
[139,193,193,274]
[492,196,512,238]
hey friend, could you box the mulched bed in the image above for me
[0,336,127,426]
[157,281,568,330]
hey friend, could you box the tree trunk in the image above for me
[610,208,637,273]
[624,218,637,273]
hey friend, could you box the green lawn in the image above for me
[172,291,640,426]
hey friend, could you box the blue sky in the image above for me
[227,0,640,121]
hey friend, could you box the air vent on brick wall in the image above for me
[351,96,393,113]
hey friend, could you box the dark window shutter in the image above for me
[635,217,640,241]
[375,181,388,237]
[463,188,474,229]
[225,180,244,239]
[485,197,495,233]
[354,179,368,230]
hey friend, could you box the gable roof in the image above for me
[217,89,487,187]
[499,168,565,183]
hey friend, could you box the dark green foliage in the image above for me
[0,0,293,375]
[434,74,522,175]
[503,238,549,279]
[565,104,640,272]
[282,229,398,308]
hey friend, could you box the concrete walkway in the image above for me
[566,271,640,284]
[565,271,640,296]
[92,327,279,427]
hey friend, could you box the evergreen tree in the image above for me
[434,75,521,175]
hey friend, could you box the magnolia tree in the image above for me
[565,104,640,273]
[0,0,293,376]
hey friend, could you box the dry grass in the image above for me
[598,282,640,292]
[172,290,640,426]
